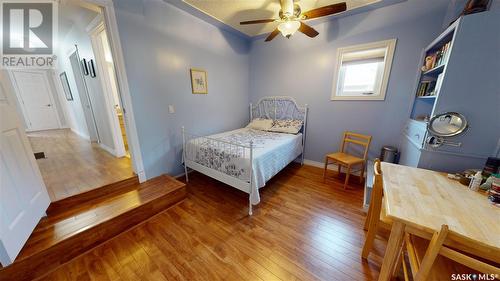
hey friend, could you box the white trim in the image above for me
[8,70,64,131]
[83,0,146,182]
[303,159,362,176]
[174,169,193,180]
[70,127,90,140]
[331,39,397,101]
[86,14,104,33]
[88,19,126,158]
[99,142,117,156]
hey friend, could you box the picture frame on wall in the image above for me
[190,68,208,94]
[88,59,96,78]
[60,72,73,101]
[81,59,89,75]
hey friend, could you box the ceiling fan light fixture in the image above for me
[277,20,300,38]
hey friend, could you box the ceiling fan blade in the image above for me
[265,29,281,42]
[302,2,347,20]
[240,19,276,25]
[298,22,319,38]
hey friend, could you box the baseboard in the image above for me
[174,168,193,180]
[70,128,90,140]
[137,171,147,183]
[99,143,117,157]
[303,159,362,176]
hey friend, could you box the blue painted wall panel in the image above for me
[248,0,449,163]
[113,0,251,178]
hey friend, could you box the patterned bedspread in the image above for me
[185,128,303,205]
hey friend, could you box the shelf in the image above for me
[424,18,459,52]
[422,64,445,76]
[417,95,437,99]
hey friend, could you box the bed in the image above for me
[182,96,308,215]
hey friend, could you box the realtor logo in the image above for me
[1,1,57,68]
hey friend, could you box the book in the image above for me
[423,41,452,71]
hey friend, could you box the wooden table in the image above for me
[378,162,500,281]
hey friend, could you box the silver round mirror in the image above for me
[427,112,468,138]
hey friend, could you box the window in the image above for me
[331,39,396,100]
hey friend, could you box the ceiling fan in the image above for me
[240,0,347,42]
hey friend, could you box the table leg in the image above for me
[378,221,405,281]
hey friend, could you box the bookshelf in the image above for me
[410,20,458,121]
[399,11,500,174]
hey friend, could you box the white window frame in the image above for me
[331,39,397,101]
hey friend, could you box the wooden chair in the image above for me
[324,131,372,189]
[361,159,392,259]
[401,225,500,281]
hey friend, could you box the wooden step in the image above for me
[0,175,186,281]
[45,175,139,217]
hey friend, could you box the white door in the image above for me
[69,51,99,142]
[11,70,61,131]
[0,70,51,266]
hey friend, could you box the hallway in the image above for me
[28,129,134,201]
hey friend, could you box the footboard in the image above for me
[181,127,255,215]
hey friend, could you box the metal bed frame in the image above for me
[182,96,308,215]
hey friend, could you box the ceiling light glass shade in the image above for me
[278,21,300,38]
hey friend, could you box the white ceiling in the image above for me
[182,0,382,36]
[58,0,100,42]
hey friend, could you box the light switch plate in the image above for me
[168,105,175,114]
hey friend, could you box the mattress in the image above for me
[185,128,303,205]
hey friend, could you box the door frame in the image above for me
[8,70,63,132]
[82,0,146,182]
[87,16,126,158]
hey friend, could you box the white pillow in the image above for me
[268,119,303,134]
[246,118,274,131]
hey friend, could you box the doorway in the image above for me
[0,0,146,266]
[89,20,128,157]
[5,0,140,202]
[9,70,62,131]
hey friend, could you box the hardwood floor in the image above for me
[38,164,386,281]
[27,129,134,201]
[0,175,186,281]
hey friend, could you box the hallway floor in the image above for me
[28,129,134,201]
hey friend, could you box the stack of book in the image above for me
[416,73,444,97]
[423,41,452,71]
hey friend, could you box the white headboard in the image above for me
[250,96,307,121]
[250,96,308,164]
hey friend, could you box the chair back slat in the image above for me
[341,131,372,160]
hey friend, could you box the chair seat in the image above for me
[326,152,365,165]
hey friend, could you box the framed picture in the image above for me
[59,72,73,101]
[88,59,96,78]
[190,68,207,94]
[81,58,89,76]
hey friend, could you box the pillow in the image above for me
[268,119,303,134]
[246,118,274,131]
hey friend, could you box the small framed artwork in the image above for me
[81,58,89,76]
[88,59,96,78]
[190,68,208,94]
[59,72,73,101]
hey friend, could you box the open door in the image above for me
[0,70,51,266]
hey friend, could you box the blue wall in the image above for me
[113,0,477,178]
[114,0,251,178]
[248,0,449,162]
